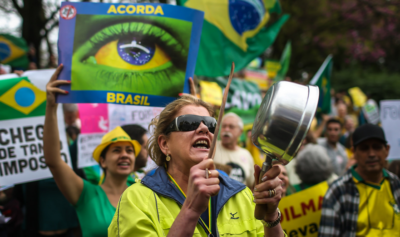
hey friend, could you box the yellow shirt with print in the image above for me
[352,167,400,237]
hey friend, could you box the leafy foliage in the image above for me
[272,0,400,78]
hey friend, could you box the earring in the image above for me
[166,154,171,162]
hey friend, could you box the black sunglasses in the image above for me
[164,115,217,134]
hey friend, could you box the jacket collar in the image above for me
[141,166,246,215]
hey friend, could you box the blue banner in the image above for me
[57,2,204,107]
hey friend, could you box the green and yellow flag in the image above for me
[274,41,291,82]
[177,0,289,77]
[0,34,29,69]
[0,77,47,121]
[310,55,333,114]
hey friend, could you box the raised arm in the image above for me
[43,64,83,205]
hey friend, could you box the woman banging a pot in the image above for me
[109,95,286,236]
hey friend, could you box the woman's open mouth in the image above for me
[192,139,210,150]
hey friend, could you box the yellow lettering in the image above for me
[126,5,135,14]
[125,94,133,104]
[117,5,126,14]
[116,93,125,104]
[107,93,116,102]
[107,5,117,14]
[140,96,145,105]
[137,5,145,14]
[154,6,164,15]
[134,95,141,105]
[144,96,150,106]
[145,5,154,14]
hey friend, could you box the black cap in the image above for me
[352,123,387,147]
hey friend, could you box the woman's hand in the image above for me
[183,158,220,215]
[46,64,70,107]
[253,165,283,221]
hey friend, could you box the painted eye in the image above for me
[94,37,171,71]
[117,38,155,65]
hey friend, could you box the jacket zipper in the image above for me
[142,181,213,236]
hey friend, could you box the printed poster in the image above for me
[0,74,71,185]
[57,2,204,107]
[77,104,162,168]
[380,100,400,160]
[279,182,329,237]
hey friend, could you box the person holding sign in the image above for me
[43,65,141,237]
[319,124,400,236]
[108,95,286,237]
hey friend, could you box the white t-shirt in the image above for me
[214,141,255,187]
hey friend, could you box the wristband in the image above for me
[261,209,281,228]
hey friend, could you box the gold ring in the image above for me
[271,189,276,197]
[269,190,272,197]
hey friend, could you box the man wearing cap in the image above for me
[319,124,400,237]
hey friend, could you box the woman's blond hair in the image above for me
[147,95,214,166]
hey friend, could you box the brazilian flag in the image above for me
[0,77,47,121]
[274,41,291,82]
[177,0,289,77]
[0,34,29,69]
[310,55,333,115]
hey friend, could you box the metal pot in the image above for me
[251,81,319,166]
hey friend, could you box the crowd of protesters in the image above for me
[0,58,399,237]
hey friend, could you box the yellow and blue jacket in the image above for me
[108,166,267,236]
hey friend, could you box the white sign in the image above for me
[0,70,71,185]
[108,104,163,132]
[77,133,105,168]
[380,100,400,160]
[0,109,70,185]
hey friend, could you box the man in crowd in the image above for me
[214,113,255,187]
[319,124,400,236]
[318,118,348,175]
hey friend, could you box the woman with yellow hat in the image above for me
[43,65,141,237]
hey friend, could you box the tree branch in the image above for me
[44,6,60,26]
[0,4,16,13]
[41,19,59,38]
[10,0,22,15]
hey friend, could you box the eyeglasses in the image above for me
[164,115,217,134]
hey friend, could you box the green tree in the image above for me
[272,0,400,78]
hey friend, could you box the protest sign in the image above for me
[244,69,268,91]
[362,99,379,125]
[199,81,222,106]
[348,87,367,107]
[57,2,204,107]
[0,75,70,185]
[77,133,105,168]
[279,182,329,237]
[211,77,262,110]
[108,104,163,131]
[78,104,109,133]
[77,104,163,168]
[380,100,400,160]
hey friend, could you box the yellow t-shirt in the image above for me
[352,168,400,236]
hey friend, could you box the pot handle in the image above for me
[254,154,274,220]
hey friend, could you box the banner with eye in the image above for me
[56,2,204,107]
